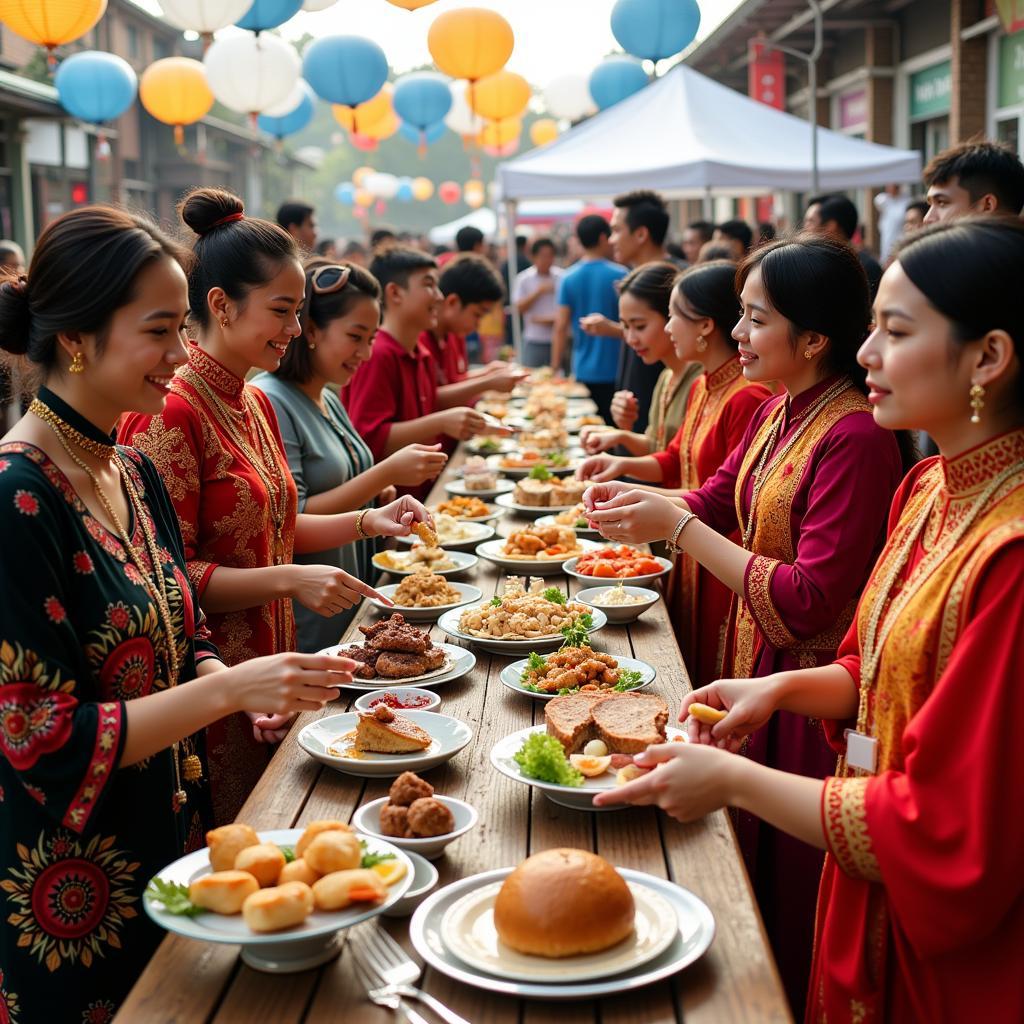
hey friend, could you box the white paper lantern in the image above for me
[364,172,400,199]
[261,78,307,118]
[158,0,252,33]
[543,74,596,121]
[443,80,479,137]
[204,32,299,115]
[301,0,337,8]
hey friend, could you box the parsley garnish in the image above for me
[548,451,569,467]
[359,839,396,869]
[146,878,203,917]
[528,465,552,481]
[542,587,566,605]
[279,845,296,863]
[559,613,594,650]
[613,669,644,692]
[490,596,502,607]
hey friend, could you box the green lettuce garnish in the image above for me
[559,613,593,650]
[613,669,644,692]
[146,878,203,917]
[548,451,569,467]
[490,596,502,607]
[528,465,552,481]
[513,733,583,787]
[542,587,566,605]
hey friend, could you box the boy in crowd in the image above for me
[513,237,564,368]
[803,193,883,298]
[712,219,753,260]
[680,220,714,264]
[276,200,317,251]
[922,139,1024,223]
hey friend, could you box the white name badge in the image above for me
[844,729,878,774]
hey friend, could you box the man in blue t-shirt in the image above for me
[550,215,627,423]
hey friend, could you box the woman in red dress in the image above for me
[121,189,428,824]
[578,261,771,686]
[598,218,1024,1022]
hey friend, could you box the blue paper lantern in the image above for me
[588,57,649,110]
[396,177,414,202]
[55,51,137,125]
[335,182,356,206]
[303,36,389,107]
[257,81,315,138]
[398,119,447,145]
[610,0,701,62]
[393,71,452,131]
[236,0,303,32]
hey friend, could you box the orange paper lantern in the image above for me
[478,116,521,149]
[360,109,399,141]
[353,165,375,187]
[139,57,215,146]
[384,0,439,7]
[332,83,392,134]
[428,7,513,82]
[529,118,559,146]
[354,187,375,208]
[411,177,434,200]
[0,0,106,51]
[468,70,530,122]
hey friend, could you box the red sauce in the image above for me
[368,692,432,710]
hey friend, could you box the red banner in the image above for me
[748,40,786,110]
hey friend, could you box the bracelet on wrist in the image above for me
[669,511,696,552]
[355,508,371,540]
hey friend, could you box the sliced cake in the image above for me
[513,478,552,506]
[355,705,431,754]
[551,478,587,506]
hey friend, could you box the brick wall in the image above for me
[950,0,989,141]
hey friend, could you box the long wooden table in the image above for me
[117,449,791,1024]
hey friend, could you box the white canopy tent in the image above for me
[427,200,589,246]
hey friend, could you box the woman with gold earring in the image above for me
[0,207,356,1020]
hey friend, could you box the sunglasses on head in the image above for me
[308,264,351,294]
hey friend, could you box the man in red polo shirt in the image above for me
[343,246,489,496]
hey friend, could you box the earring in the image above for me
[803,348,813,360]
[220,317,229,330]
[69,351,85,374]
[970,382,985,424]
[695,335,708,353]
[308,342,316,351]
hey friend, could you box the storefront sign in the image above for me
[995,0,1024,34]
[838,88,867,129]
[909,61,952,120]
[748,40,786,110]
[999,29,1024,107]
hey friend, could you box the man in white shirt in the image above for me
[512,237,564,367]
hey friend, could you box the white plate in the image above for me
[353,688,442,714]
[395,522,495,551]
[144,828,413,974]
[535,512,602,537]
[410,867,714,1000]
[381,851,439,919]
[440,878,677,983]
[298,710,473,777]
[367,583,482,622]
[490,724,685,812]
[465,437,518,455]
[316,642,476,692]
[427,501,506,524]
[484,453,582,478]
[372,550,478,577]
[436,606,607,656]
[563,553,673,588]
[475,537,602,576]
[507,397,599,416]
[499,654,656,700]
[444,477,515,499]
[575,586,661,624]
[494,492,584,518]
[353,796,479,861]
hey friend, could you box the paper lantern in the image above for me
[140,57,215,145]
[236,0,303,32]
[204,33,299,115]
[158,0,252,34]
[365,172,400,199]
[393,71,452,131]
[463,180,486,209]
[361,110,399,141]
[350,133,378,152]
[55,51,137,125]
[398,119,446,146]
[444,80,479,137]
[352,166,374,187]
[412,177,434,201]
[335,182,356,205]
[589,56,648,110]
[303,35,388,107]
[428,8,513,82]
[543,74,595,121]
[0,0,105,51]
[302,0,335,9]
[478,116,520,148]
[468,70,530,122]
[529,118,559,147]
[482,139,518,158]
[396,178,414,202]
[610,0,701,62]
[332,83,391,133]
[257,80,315,138]
[354,188,375,208]
[385,0,439,8]
[438,181,462,205]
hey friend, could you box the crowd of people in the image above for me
[0,137,1023,1022]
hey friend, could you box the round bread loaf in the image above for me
[493,848,634,958]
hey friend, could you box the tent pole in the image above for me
[702,187,713,221]
[505,199,522,361]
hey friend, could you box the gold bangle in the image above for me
[670,511,696,552]
[355,509,370,540]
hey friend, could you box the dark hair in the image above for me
[274,258,382,384]
[315,238,336,256]
[716,219,753,252]
[673,260,741,347]
[905,199,929,219]
[807,193,858,239]
[923,140,1024,214]
[0,205,187,365]
[455,226,485,252]
[665,242,686,261]
[530,236,556,257]
[613,189,670,247]
[369,245,437,300]
[370,228,396,249]
[276,200,314,231]
[515,234,529,248]
[180,187,298,329]
[618,261,678,320]
[439,254,504,304]
[686,220,715,243]
[698,243,736,263]
[576,214,611,249]
[757,222,777,244]
[342,239,367,259]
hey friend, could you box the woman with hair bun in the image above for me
[599,217,1024,1024]
[585,235,909,1016]
[578,261,771,687]
[120,188,428,824]
[0,206,355,1019]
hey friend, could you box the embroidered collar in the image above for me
[786,374,843,422]
[186,343,245,404]
[705,355,743,392]
[36,386,116,447]
[943,428,1024,499]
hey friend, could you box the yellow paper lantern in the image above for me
[478,116,521,149]
[384,0,439,8]
[354,188,375,208]
[139,57,215,146]
[332,83,393,134]
[0,0,106,51]
[530,118,559,147]
[469,70,530,122]
[361,109,399,141]
[428,7,514,82]
[464,180,486,209]
[411,177,434,201]
[353,166,376,188]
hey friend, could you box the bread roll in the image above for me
[278,858,320,887]
[303,830,361,876]
[189,870,260,914]
[242,881,314,933]
[494,848,635,958]
[295,819,352,859]
[311,869,386,911]
[206,823,259,872]
[234,843,287,887]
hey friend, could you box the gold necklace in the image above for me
[34,405,202,809]
[741,377,852,549]
[29,399,116,460]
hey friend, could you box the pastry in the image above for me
[302,829,362,875]
[206,823,259,873]
[355,705,431,754]
[278,858,321,887]
[311,869,387,911]
[189,870,260,915]
[233,843,286,887]
[241,881,314,933]
[295,819,352,859]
